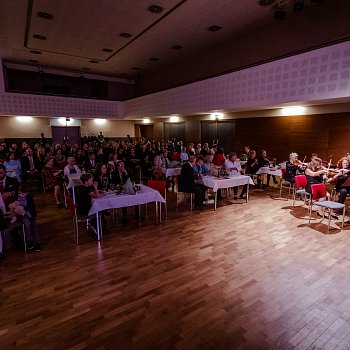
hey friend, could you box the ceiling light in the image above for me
[120,32,132,38]
[293,0,304,11]
[30,50,41,55]
[171,45,183,50]
[149,57,159,61]
[210,113,224,120]
[170,116,179,123]
[258,0,276,5]
[94,119,106,125]
[102,48,113,52]
[33,34,47,40]
[90,60,99,63]
[148,5,163,13]
[16,116,32,122]
[281,106,305,116]
[208,25,222,32]
[37,11,53,20]
[143,118,150,123]
[58,118,73,125]
[274,7,286,20]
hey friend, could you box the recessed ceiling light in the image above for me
[30,50,41,55]
[37,11,53,20]
[281,106,305,116]
[28,59,39,63]
[33,34,47,40]
[82,67,90,71]
[16,116,33,122]
[102,48,113,52]
[171,45,183,50]
[120,32,132,38]
[132,67,140,70]
[90,60,99,63]
[148,4,163,13]
[149,57,159,61]
[170,116,179,123]
[208,25,222,32]
[258,0,276,6]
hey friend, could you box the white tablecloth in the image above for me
[256,167,282,176]
[201,175,254,192]
[161,168,182,177]
[88,184,165,215]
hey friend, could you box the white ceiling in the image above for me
[1,0,338,81]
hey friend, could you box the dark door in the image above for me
[164,122,185,142]
[51,126,81,145]
[201,121,235,153]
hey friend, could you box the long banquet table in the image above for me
[88,184,165,241]
[201,175,254,209]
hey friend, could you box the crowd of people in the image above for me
[1,131,350,256]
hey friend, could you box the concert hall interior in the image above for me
[1,1,350,349]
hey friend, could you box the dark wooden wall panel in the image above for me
[185,120,201,145]
[328,113,350,162]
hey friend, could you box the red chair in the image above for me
[309,183,345,232]
[146,180,167,222]
[292,175,311,206]
[65,194,97,244]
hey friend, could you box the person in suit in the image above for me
[179,155,206,210]
[0,164,19,209]
[83,152,97,172]
[21,147,41,182]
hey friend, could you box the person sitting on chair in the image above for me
[224,152,242,200]
[76,173,99,216]
[0,164,19,209]
[64,156,81,176]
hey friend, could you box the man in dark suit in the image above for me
[21,147,41,182]
[83,152,97,172]
[0,164,19,209]
[179,155,206,210]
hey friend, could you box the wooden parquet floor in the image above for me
[2,186,350,350]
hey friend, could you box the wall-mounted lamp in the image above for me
[281,106,305,116]
[16,116,33,122]
[170,116,179,123]
[143,118,150,123]
[210,113,224,120]
[94,118,106,125]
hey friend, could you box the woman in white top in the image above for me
[63,157,81,176]
[224,152,242,200]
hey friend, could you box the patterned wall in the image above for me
[125,41,350,118]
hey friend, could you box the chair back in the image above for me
[65,193,77,215]
[295,175,307,188]
[311,183,326,201]
[281,167,286,179]
[147,180,166,200]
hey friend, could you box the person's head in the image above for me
[311,153,318,159]
[309,157,322,171]
[250,150,256,158]
[46,158,54,167]
[89,152,95,160]
[244,146,250,153]
[25,148,33,157]
[289,152,298,162]
[337,157,349,169]
[197,156,204,166]
[80,173,93,186]
[41,133,45,137]
[11,143,17,150]
[117,161,125,172]
[0,164,6,180]
[261,150,267,158]
[38,148,46,156]
[67,156,75,166]
[77,149,82,156]
[189,155,196,165]
[205,154,214,163]
[18,183,30,198]
[8,152,15,161]
[56,149,62,156]
[229,152,237,162]
[96,163,107,176]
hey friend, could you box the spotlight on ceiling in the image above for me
[281,106,305,116]
[143,118,150,124]
[16,116,33,122]
[210,113,224,120]
[170,116,179,123]
[94,119,106,125]
[274,7,286,20]
[293,0,304,11]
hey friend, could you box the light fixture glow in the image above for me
[16,116,33,122]
[94,118,106,125]
[143,118,150,124]
[210,113,224,120]
[170,116,179,123]
[58,118,73,125]
[281,106,305,116]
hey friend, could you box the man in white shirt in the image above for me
[224,152,242,200]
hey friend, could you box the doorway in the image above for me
[51,126,81,145]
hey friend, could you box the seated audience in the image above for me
[21,147,40,182]
[258,150,278,187]
[76,173,99,216]
[224,152,242,199]
[4,152,22,182]
[84,152,97,172]
[0,164,19,209]
[64,157,81,176]
[94,163,112,191]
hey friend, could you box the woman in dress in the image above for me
[42,158,64,207]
